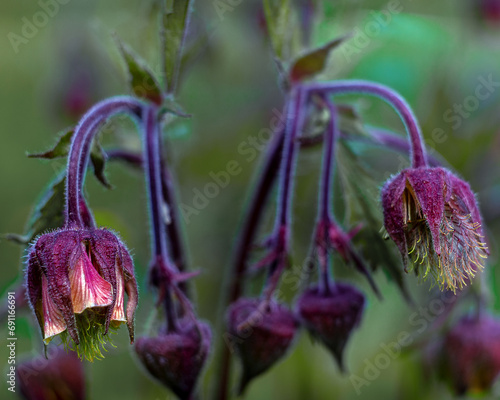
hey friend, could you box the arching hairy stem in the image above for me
[65,97,143,228]
[304,80,428,168]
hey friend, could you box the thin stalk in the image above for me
[65,97,143,228]
[305,80,428,168]
[263,86,307,300]
[316,99,339,295]
[106,147,191,295]
[160,152,189,294]
[214,125,285,400]
[143,106,179,331]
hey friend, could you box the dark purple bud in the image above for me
[134,318,211,400]
[17,347,85,400]
[227,298,298,394]
[296,283,365,371]
[26,227,138,361]
[381,167,488,292]
[440,314,500,395]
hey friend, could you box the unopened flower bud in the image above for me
[17,347,85,400]
[296,283,365,371]
[440,314,500,395]
[227,298,298,394]
[134,318,211,400]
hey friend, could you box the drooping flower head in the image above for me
[26,227,138,361]
[381,167,488,292]
[134,318,211,400]
[227,298,298,394]
[296,283,365,371]
[440,314,500,395]
[17,347,85,400]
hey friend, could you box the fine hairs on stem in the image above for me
[64,97,143,228]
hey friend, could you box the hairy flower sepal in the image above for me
[296,283,365,371]
[134,318,211,400]
[439,314,500,395]
[17,346,85,400]
[381,167,488,292]
[26,227,138,361]
[227,298,298,394]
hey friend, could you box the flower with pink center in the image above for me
[26,227,138,361]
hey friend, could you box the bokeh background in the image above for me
[1,0,499,399]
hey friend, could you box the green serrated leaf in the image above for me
[27,128,73,159]
[336,141,411,301]
[289,35,349,83]
[161,0,192,94]
[263,0,292,60]
[115,36,163,104]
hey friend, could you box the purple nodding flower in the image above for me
[381,167,489,292]
[134,318,211,400]
[17,347,85,400]
[296,283,365,371]
[440,314,500,395]
[26,227,138,361]
[227,298,298,394]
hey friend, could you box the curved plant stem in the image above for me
[160,153,189,294]
[263,86,307,301]
[65,96,143,228]
[143,106,180,331]
[316,98,338,295]
[305,80,428,168]
[106,147,190,295]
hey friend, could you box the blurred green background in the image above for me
[1,0,499,399]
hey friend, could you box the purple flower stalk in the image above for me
[310,96,380,297]
[134,106,211,400]
[26,97,142,361]
[254,87,307,303]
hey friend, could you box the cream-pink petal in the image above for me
[69,248,113,314]
[42,275,67,342]
[111,267,126,324]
